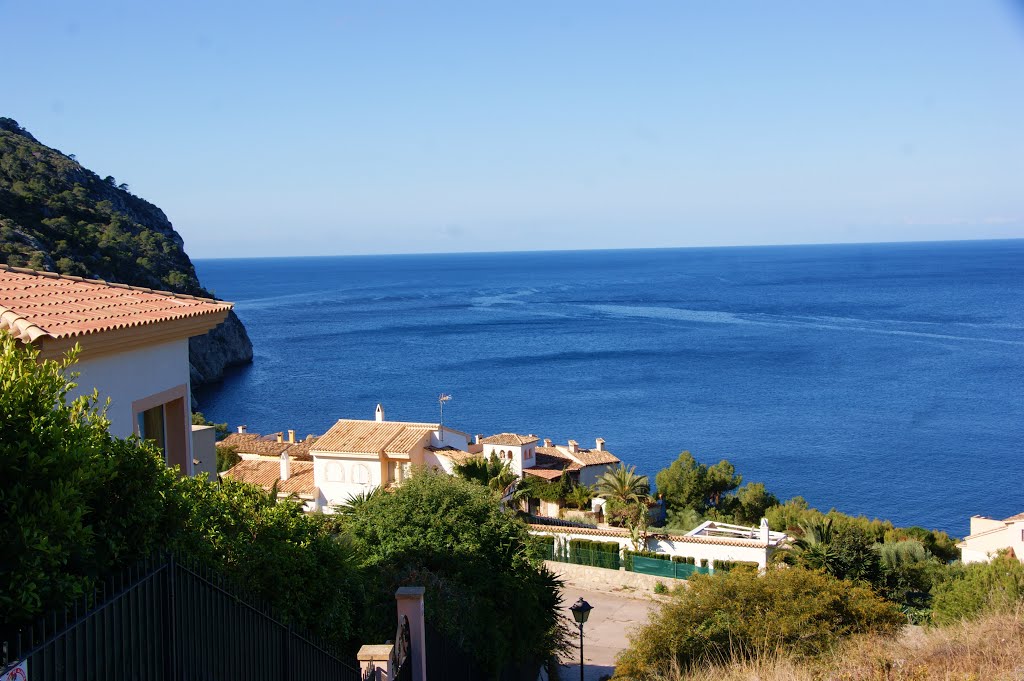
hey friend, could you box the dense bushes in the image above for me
[615,566,904,679]
[931,553,1024,625]
[0,338,178,625]
[336,470,568,671]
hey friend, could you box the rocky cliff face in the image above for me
[189,311,253,385]
[0,117,253,385]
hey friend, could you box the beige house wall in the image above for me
[960,520,1024,564]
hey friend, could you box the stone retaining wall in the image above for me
[545,560,682,594]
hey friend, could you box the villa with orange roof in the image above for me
[0,265,233,476]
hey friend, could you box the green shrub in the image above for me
[0,338,178,626]
[653,581,668,595]
[169,477,362,644]
[338,470,568,669]
[568,539,621,569]
[712,560,759,573]
[616,566,903,679]
[215,443,241,472]
[931,553,1024,625]
[530,535,556,561]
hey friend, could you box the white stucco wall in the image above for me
[69,340,191,439]
[482,442,537,476]
[425,451,456,474]
[578,463,615,487]
[314,456,381,510]
[191,425,217,479]
[960,521,1024,564]
[429,429,469,450]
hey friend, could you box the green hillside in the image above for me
[0,117,252,384]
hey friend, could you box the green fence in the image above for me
[630,556,711,580]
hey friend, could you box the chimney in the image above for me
[760,518,770,543]
[376,404,385,422]
[276,432,284,443]
[475,434,483,445]
[288,429,295,444]
[280,451,290,481]
[237,425,247,434]
[595,437,605,451]
[543,438,552,447]
[567,440,579,454]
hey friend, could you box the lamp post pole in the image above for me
[577,620,584,681]
[569,597,593,681]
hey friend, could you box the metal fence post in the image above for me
[168,553,179,681]
[284,623,293,681]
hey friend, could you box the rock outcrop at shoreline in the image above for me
[0,117,254,385]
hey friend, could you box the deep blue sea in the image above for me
[194,240,1024,536]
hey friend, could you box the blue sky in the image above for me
[3,1,1024,257]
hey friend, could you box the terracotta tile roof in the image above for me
[427,447,478,465]
[1004,513,1024,522]
[220,432,318,461]
[0,265,232,343]
[532,450,582,471]
[284,437,317,461]
[221,433,291,456]
[536,444,619,468]
[313,419,436,455]
[221,459,317,499]
[480,433,539,446]
[571,448,621,466]
[524,468,565,480]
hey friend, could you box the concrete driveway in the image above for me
[558,586,659,681]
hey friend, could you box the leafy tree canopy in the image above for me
[336,470,568,670]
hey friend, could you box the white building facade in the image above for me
[958,513,1024,564]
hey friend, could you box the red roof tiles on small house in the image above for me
[480,433,540,446]
[222,459,318,499]
[220,431,319,461]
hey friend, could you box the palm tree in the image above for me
[334,487,382,515]
[785,518,839,572]
[595,464,650,505]
[454,454,511,488]
[595,465,651,550]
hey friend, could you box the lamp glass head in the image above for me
[569,597,593,624]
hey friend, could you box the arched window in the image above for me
[325,462,344,483]
[352,463,371,485]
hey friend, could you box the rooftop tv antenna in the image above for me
[438,393,452,441]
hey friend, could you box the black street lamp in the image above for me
[569,597,593,681]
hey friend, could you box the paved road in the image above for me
[558,586,659,681]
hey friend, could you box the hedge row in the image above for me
[712,560,759,573]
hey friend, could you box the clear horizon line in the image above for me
[192,236,1024,262]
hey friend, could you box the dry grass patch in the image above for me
[655,608,1024,681]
